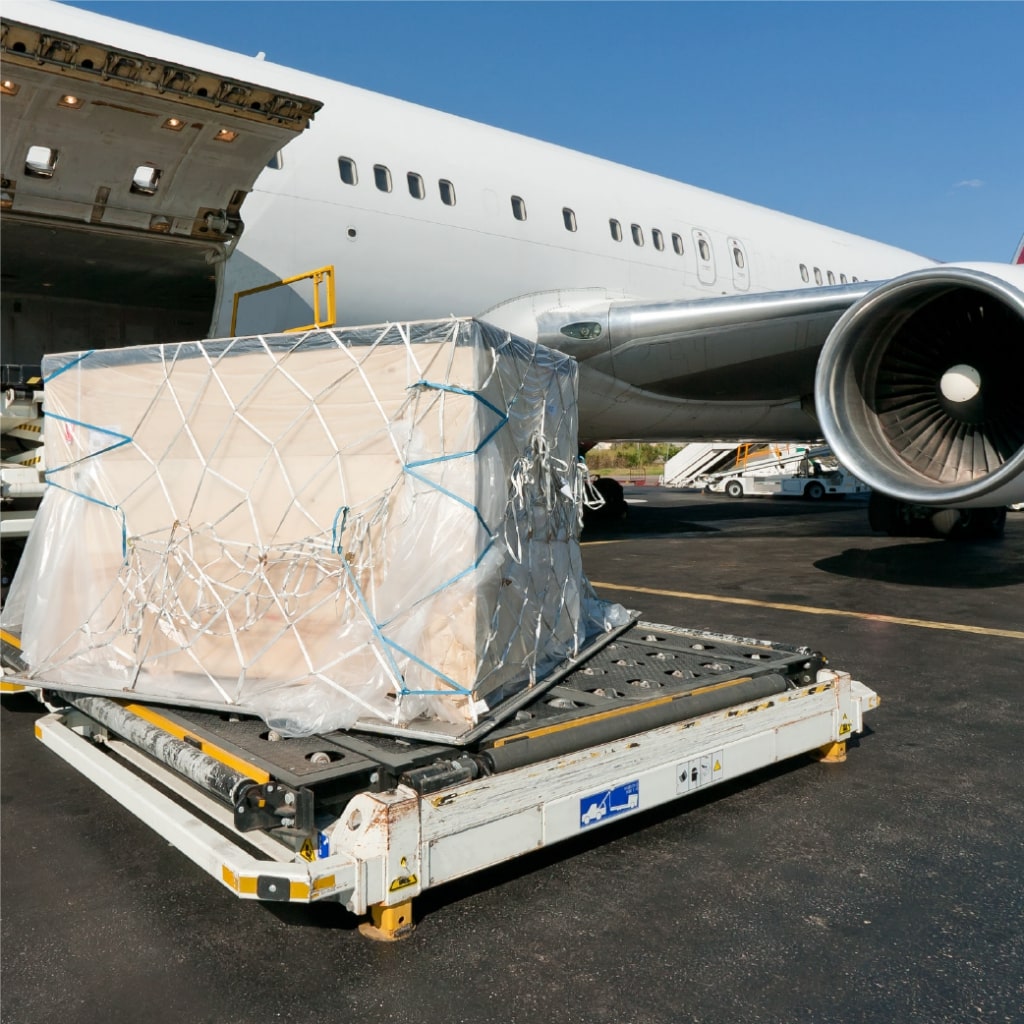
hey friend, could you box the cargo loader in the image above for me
[2,621,878,940]
[0,320,879,938]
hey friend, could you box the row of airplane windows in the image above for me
[333,155,696,258]
[803,265,861,285]
[277,154,860,285]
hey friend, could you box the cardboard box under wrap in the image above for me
[3,320,627,735]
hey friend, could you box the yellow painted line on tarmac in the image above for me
[591,581,1024,641]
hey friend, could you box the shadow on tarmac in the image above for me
[816,540,1024,589]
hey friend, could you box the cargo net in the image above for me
[6,319,627,735]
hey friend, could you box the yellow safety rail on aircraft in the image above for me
[230,265,336,334]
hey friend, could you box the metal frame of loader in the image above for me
[6,622,878,940]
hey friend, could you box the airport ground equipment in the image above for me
[0,364,44,541]
[661,442,751,488]
[702,445,869,500]
[6,621,879,940]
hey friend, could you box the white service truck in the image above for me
[704,446,869,500]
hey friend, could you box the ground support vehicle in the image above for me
[703,446,869,501]
[2,621,878,940]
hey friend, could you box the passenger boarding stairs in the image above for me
[663,442,752,488]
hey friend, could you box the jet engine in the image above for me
[815,264,1024,510]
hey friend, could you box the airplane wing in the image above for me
[483,283,871,442]
[486,265,1024,508]
[529,284,874,401]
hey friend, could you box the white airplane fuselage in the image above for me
[218,73,933,336]
[209,67,935,442]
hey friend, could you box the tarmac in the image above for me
[2,490,1022,1024]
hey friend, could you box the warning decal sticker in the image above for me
[676,750,724,795]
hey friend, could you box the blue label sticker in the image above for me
[317,831,330,859]
[579,780,640,829]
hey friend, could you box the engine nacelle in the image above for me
[814,264,1024,508]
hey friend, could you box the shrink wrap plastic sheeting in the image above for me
[2,319,627,735]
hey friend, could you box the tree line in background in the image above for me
[585,442,682,472]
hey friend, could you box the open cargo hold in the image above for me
[1,319,627,736]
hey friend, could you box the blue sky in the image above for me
[69,1,1023,263]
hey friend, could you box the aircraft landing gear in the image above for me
[868,492,1006,540]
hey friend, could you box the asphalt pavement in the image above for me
[2,491,1022,1024]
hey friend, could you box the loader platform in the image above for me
[8,620,877,939]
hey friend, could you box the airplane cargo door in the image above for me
[693,228,716,286]
[0,14,321,360]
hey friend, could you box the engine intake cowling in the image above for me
[814,264,1024,508]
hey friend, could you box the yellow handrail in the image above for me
[230,265,336,335]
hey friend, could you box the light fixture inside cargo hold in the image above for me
[1,79,20,96]
[25,146,58,178]
[214,128,238,142]
[162,117,185,131]
[131,165,162,195]
[59,94,82,108]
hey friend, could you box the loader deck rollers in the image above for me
[13,622,879,940]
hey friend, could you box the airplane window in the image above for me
[130,164,162,195]
[267,151,283,171]
[827,270,835,285]
[698,238,711,261]
[408,172,425,199]
[631,223,644,246]
[672,233,684,255]
[652,229,664,251]
[610,219,622,242]
[439,179,456,205]
[24,145,58,178]
[813,267,822,285]
[374,164,392,192]
[840,273,848,284]
[563,207,577,232]
[800,264,809,282]
[338,157,358,186]
[511,195,527,221]
[732,246,744,269]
